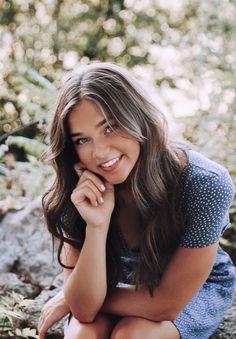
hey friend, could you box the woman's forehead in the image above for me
[67,100,111,134]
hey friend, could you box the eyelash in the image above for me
[74,124,117,146]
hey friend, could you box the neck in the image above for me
[115,180,134,207]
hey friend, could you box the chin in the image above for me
[107,173,130,185]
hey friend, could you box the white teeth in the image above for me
[101,157,120,168]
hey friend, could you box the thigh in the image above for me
[64,313,119,339]
[111,316,180,339]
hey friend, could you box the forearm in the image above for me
[101,245,218,322]
[64,226,108,321]
[101,284,175,322]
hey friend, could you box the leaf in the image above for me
[10,291,25,303]
[8,331,15,336]
[18,299,35,308]
[6,136,47,158]
[0,164,10,176]
[0,307,24,319]
[15,328,22,336]
[25,68,56,91]
[22,327,38,338]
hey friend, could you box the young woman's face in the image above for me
[67,99,140,185]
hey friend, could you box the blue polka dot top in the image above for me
[179,149,235,248]
[118,149,236,290]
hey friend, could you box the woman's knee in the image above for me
[64,314,116,339]
[110,317,180,339]
[64,318,98,339]
[110,317,140,339]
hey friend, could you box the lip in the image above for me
[99,155,122,172]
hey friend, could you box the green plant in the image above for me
[0,292,38,338]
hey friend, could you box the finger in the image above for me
[71,186,99,207]
[38,322,46,339]
[38,313,44,328]
[39,331,45,339]
[78,170,106,192]
[77,179,104,204]
[38,317,52,339]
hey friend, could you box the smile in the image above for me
[100,156,121,168]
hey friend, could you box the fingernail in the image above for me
[100,197,104,204]
[100,185,106,191]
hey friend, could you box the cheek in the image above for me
[76,148,90,165]
[132,142,141,159]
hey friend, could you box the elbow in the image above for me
[166,310,179,321]
[63,289,94,322]
[73,311,96,323]
[152,307,180,322]
[63,288,102,323]
[164,307,181,321]
[66,302,97,323]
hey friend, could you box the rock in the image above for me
[0,196,61,287]
[211,289,236,338]
[14,279,236,339]
[0,197,236,338]
[25,286,66,338]
[0,273,40,298]
[1,275,65,339]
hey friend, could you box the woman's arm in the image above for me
[38,243,78,339]
[101,242,218,321]
[39,235,108,338]
[63,165,115,322]
[63,226,109,322]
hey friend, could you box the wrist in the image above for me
[86,224,109,240]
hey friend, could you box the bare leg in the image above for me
[64,313,120,339]
[111,316,180,339]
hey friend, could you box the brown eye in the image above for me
[75,137,89,145]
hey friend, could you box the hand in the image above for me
[38,290,70,339]
[71,162,115,228]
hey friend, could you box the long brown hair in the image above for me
[42,62,187,294]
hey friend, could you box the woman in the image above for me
[38,62,235,339]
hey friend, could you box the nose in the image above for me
[92,139,110,160]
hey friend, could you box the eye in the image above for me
[105,123,117,134]
[74,137,89,146]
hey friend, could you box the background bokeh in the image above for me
[0,0,236,251]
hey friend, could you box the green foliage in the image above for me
[6,136,47,159]
[0,292,38,338]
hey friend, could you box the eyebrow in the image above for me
[70,119,107,137]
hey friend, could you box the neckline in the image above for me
[117,224,140,255]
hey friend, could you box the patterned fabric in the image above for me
[118,150,236,339]
[179,150,234,248]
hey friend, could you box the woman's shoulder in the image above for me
[180,149,235,210]
[185,149,229,176]
[178,150,235,247]
[182,149,234,192]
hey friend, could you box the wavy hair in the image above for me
[42,62,187,294]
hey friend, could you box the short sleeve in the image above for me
[179,167,235,248]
